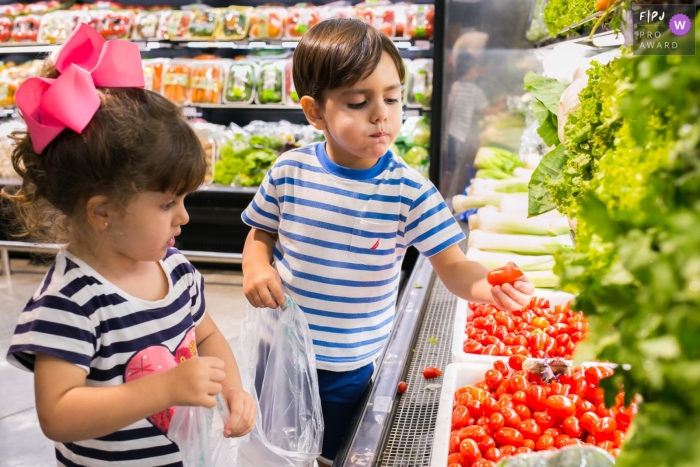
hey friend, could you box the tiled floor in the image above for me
[0,258,250,467]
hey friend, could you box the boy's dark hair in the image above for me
[292,18,406,101]
[2,61,206,243]
[455,51,477,78]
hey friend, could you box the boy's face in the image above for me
[305,52,403,169]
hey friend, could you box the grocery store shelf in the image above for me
[195,103,302,111]
[0,37,433,54]
[534,8,633,48]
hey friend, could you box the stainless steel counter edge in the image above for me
[340,253,435,467]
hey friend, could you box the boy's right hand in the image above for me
[168,356,226,408]
[243,263,285,309]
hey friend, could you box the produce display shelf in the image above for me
[0,37,433,54]
[534,9,633,49]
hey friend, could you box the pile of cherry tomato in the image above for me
[463,298,589,360]
[446,358,638,467]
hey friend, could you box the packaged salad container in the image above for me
[142,59,164,94]
[38,11,81,44]
[217,6,253,40]
[162,60,191,105]
[158,10,194,40]
[190,60,224,104]
[97,10,134,40]
[284,60,300,105]
[11,15,41,42]
[407,59,432,108]
[286,4,320,38]
[189,8,221,39]
[256,61,284,105]
[407,4,434,39]
[0,16,13,42]
[249,6,287,40]
[224,61,257,105]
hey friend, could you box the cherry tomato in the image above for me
[485,447,502,463]
[586,434,597,445]
[452,405,470,430]
[587,386,605,406]
[597,404,619,419]
[549,383,570,396]
[483,344,503,356]
[527,386,548,412]
[447,453,465,466]
[508,355,526,371]
[515,404,532,420]
[463,339,484,354]
[397,381,407,393]
[478,435,496,452]
[499,395,515,410]
[592,417,617,441]
[571,331,585,343]
[468,400,484,418]
[608,448,621,458]
[533,411,555,430]
[475,382,491,392]
[513,391,528,405]
[494,428,525,448]
[500,445,517,457]
[546,395,576,419]
[597,440,615,451]
[488,412,506,431]
[536,434,554,450]
[524,439,535,450]
[554,434,572,448]
[518,419,542,440]
[448,464,461,467]
[543,428,561,437]
[577,400,596,418]
[459,425,487,441]
[487,264,525,286]
[501,407,521,428]
[473,460,497,467]
[533,317,550,329]
[496,379,512,397]
[510,375,530,393]
[493,360,509,376]
[422,366,442,379]
[614,430,626,447]
[562,416,582,438]
[494,325,508,341]
[449,435,461,454]
[460,438,481,463]
[616,411,632,431]
[510,345,529,356]
[483,397,500,416]
[456,392,471,407]
[516,447,532,454]
[495,311,516,332]
[485,369,505,389]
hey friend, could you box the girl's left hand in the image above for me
[491,277,535,312]
[223,388,256,438]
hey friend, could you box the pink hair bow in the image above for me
[15,24,145,154]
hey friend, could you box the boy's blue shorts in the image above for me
[317,362,374,462]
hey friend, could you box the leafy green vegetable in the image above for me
[524,73,568,115]
[249,134,283,151]
[258,63,283,104]
[213,139,278,186]
[403,146,429,167]
[541,19,700,467]
[526,0,550,41]
[474,147,523,174]
[528,144,569,217]
[543,0,596,36]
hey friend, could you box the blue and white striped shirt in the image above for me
[242,142,465,371]
[7,248,206,466]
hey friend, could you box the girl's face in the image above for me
[107,191,189,262]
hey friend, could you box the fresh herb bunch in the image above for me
[545,19,700,467]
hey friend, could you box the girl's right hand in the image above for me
[243,263,285,309]
[168,356,226,408]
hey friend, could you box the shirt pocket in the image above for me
[348,218,398,266]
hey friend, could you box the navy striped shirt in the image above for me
[7,248,206,466]
[242,142,465,371]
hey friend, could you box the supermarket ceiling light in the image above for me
[592,33,625,47]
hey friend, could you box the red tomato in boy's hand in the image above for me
[487,264,525,286]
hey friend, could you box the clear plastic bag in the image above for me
[497,445,614,467]
[236,297,324,467]
[168,394,238,467]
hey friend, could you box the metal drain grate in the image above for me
[377,240,464,467]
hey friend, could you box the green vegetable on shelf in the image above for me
[474,146,524,174]
[189,9,219,37]
[543,0,597,36]
[258,63,283,104]
[403,146,429,168]
[225,64,255,103]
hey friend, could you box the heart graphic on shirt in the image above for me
[123,328,197,434]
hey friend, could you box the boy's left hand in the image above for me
[491,274,535,312]
[223,388,256,438]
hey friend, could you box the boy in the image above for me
[241,19,534,466]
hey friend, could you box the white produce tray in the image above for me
[451,290,576,364]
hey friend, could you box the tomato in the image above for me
[487,264,525,286]
[397,381,407,393]
[466,399,483,418]
[494,325,508,341]
[581,412,600,433]
[484,447,502,463]
[459,425,487,441]
[614,430,626,447]
[513,391,528,405]
[463,340,484,354]
[422,366,442,379]
[499,445,517,457]
[616,411,632,431]
[554,434,571,448]
[546,395,576,419]
[543,428,561,437]
[510,345,530,356]
[483,397,499,416]
[501,407,521,428]
[587,386,605,406]
[493,360,509,376]
[485,369,505,389]
[498,395,515,410]
[475,382,491,392]
[456,392,471,407]
[516,447,532,454]
[460,438,481,463]
[536,434,554,450]
[549,382,570,396]
[577,400,596,418]
[571,331,585,343]
[508,355,526,371]
[477,416,490,428]
[510,375,529,393]
[533,411,555,430]
[494,428,525,448]
[449,435,461,454]
[592,417,617,441]
[488,412,506,432]
[597,404,619,419]
[478,435,496,452]
[529,333,551,352]
[584,367,606,386]
[515,405,532,420]
[532,317,550,329]
[518,419,542,440]
[452,405,470,429]
[448,464,462,467]
[447,453,465,466]
[527,386,548,412]
[496,379,512,397]
[562,416,582,438]
[473,460,497,467]
[524,439,535,450]
[520,310,535,324]
[608,448,621,458]
[483,344,503,356]
[586,434,597,445]
[597,440,615,451]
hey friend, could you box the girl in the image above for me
[3,24,256,466]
